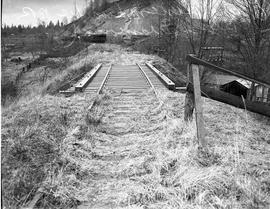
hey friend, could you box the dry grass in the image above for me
[1,94,94,208]
[73,90,269,209]
[2,88,270,208]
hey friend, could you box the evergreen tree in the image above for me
[48,21,54,29]
[56,20,60,28]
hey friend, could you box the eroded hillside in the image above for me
[63,0,187,36]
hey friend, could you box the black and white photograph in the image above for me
[1,0,270,208]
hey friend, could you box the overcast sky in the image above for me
[2,0,87,26]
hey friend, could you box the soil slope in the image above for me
[63,0,186,36]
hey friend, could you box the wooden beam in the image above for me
[145,62,175,90]
[192,64,206,147]
[184,64,195,121]
[75,64,102,92]
[186,55,270,88]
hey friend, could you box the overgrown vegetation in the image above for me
[3,89,269,208]
[1,92,113,208]
[2,0,270,208]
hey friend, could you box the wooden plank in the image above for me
[145,62,175,90]
[58,72,86,92]
[192,64,206,147]
[75,64,102,92]
[184,64,195,121]
[186,54,270,88]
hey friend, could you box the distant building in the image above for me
[206,73,270,103]
[220,79,250,98]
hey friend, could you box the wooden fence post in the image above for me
[184,64,195,121]
[191,64,206,147]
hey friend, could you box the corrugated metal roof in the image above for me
[205,74,238,85]
[235,79,252,88]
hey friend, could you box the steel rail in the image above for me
[97,64,112,94]
[137,63,158,97]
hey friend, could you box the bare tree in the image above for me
[182,0,224,121]
[154,0,187,61]
[180,0,224,54]
[226,0,270,100]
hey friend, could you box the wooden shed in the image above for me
[220,80,250,98]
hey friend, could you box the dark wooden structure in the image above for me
[220,80,249,98]
[81,34,107,43]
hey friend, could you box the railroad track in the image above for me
[85,64,168,96]
[28,64,173,209]
[76,64,172,208]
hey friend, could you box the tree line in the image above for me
[1,19,68,37]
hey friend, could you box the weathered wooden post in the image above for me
[191,64,206,147]
[184,58,206,147]
[184,64,195,121]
